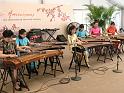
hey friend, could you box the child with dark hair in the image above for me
[90,21,101,37]
[16,29,30,48]
[0,30,25,91]
[107,22,121,52]
[67,25,90,67]
[16,29,38,78]
[76,24,88,39]
[107,22,119,36]
[119,28,124,33]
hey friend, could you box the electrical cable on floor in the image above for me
[90,64,116,75]
[25,74,71,93]
[0,64,116,93]
[91,66,109,75]
[25,79,60,93]
[25,63,117,93]
[79,63,117,76]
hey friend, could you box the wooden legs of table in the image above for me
[0,68,29,93]
[97,46,113,63]
[43,56,64,77]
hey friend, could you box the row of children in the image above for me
[76,21,119,39]
[0,29,36,91]
[67,21,119,69]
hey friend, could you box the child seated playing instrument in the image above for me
[107,22,121,52]
[107,22,119,37]
[68,25,90,67]
[76,24,88,39]
[90,21,101,38]
[0,30,25,91]
[16,29,38,77]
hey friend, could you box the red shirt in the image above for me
[107,26,117,35]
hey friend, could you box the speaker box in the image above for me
[27,29,43,43]
[56,35,67,42]
[27,29,41,38]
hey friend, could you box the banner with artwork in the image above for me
[0,3,72,36]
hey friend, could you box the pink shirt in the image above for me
[90,27,101,37]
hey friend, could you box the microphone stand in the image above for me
[113,48,123,73]
[111,39,123,73]
[71,43,81,81]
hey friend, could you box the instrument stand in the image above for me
[41,28,59,41]
[113,50,123,73]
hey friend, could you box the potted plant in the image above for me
[85,4,116,34]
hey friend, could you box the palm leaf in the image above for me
[85,4,116,32]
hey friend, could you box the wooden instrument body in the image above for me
[3,50,63,69]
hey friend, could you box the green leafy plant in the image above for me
[85,4,116,33]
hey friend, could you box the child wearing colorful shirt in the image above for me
[76,24,88,39]
[107,22,119,36]
[16,29,38,77]
[107,22,120,52]
[0,30,26,91]
[90,21,101,38]
[68,25,90,67]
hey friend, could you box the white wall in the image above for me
[121,9,124,28]
[0,0,41,4]
[112,0,124,8]
[44,0,111,9]
[44,0,90,9]
[111,10,121,30]
[0,0,120,9]
[91,0,111,7]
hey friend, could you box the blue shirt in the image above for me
[16,37,30,46]
[76,30,88,38]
